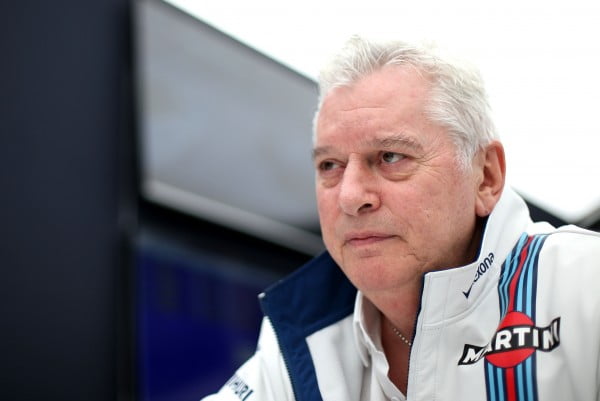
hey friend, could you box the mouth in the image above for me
[344,233,395,247]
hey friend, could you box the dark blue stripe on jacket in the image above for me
[259,252,357,401]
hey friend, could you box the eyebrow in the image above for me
[311,146,332,160]
[376,134,424,153]
[312,133,424,160]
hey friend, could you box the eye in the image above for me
[381,152,405,164]
[318,160,341,171]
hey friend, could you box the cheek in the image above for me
[428,176,477,230]
[394,180,460,230]
[316,184,338,212]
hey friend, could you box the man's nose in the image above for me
[338,160,381,216]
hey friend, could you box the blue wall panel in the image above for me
[136,243,271,401]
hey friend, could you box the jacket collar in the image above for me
[407,187,531,326]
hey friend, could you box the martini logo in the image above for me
[458,312,561,367]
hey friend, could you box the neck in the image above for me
[380,311,413,394]
[366,280,422,338]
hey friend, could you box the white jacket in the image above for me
[202,189,600,401]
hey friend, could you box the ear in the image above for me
[474,141,506,217]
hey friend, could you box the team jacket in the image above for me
[202,188,600,401]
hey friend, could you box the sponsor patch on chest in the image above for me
[458,312,561,366]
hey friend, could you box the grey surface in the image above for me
[135,0,324,253]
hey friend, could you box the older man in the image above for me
[202,37,600,401]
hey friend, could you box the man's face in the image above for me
[314,66,482,297]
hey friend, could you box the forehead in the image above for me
[314,66,437,151]
[323,65,429,107]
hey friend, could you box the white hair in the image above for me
[313,36,498,169]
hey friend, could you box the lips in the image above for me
[344,232,394,246]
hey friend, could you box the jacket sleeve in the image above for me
[200,317,295,401]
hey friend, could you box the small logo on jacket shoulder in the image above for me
[225,373,254,401]
[463,253,495,299]
[458,312,561,366]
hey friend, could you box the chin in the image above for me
[340,256,395,290]
[341,248,424,291]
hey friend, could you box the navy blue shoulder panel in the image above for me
[259,251,357,401]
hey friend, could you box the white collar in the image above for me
[353,291,406,400]
[353,291,379,367]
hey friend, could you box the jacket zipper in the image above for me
[259,292,300,401]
